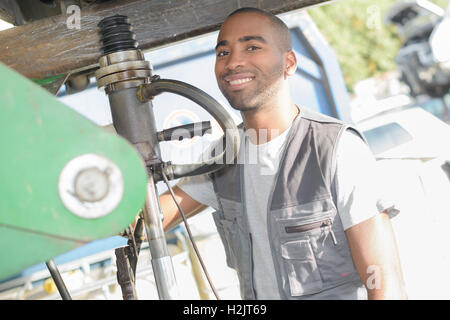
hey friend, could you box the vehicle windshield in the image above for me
[417,98,450,125]
[362,122,413,155]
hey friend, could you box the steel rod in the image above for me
[45,259,72,300]
[142,176,180,299]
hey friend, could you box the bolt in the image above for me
[58,153,124,219]
[74,167,110,202]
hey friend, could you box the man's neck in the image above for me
[242,101,299,145]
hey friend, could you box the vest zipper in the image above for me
[329,225,338,245]
[285,218,338,245]
[248,232,257,299]
[240,142,257,299]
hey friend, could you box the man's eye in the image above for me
[217,51,229,57]
[247,46,260,51]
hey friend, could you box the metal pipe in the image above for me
[142,175,180,299]
[108,87,157,145]
[106,85,180,299]
[106,88,179,300]
[107,87,161,166]
[45,259,72,300]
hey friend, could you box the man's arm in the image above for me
[345,211,407,299]
[160,185,208,232]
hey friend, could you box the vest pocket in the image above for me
[284,218,337,245]
[280,238,323,296]
[276,214,358,293]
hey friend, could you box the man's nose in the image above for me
[225,51,245,71]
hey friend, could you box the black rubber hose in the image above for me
[137,78,240,180]
[98,15,138,55]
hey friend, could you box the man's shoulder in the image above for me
[299,106,366,143]
[299,106,344,125]
[297,107,347,142]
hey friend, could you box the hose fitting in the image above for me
[95,14,152,94]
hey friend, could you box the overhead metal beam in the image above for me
[0,0,331,82]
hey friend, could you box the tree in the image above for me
[307,0,450,92]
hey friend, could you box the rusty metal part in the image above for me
[133,141,162,167]
[95,50,153,94]
[98,50,145,67]
[115,246,138,300]
[96,69,151,89]
[95,60,151,79]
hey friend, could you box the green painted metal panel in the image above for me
[0,62,148,281]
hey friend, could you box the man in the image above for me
[160,7,407,300]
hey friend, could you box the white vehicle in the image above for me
[357,105,450,160]
[356,106,450,299]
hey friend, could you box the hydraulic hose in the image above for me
[137,78,240,181]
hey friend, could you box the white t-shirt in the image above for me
[177,118,398,299]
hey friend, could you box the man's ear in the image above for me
[285,51,297,77]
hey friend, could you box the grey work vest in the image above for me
[210,107,366,300]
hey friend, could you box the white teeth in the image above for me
[229,77,253,85]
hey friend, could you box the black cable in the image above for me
[161,171,220,300]
[45,259,72,300]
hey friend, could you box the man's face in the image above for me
[214,13,287,112]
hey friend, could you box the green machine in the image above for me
[0,61,148,282]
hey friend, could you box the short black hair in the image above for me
[226,7,292,52]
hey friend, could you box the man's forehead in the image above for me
[217,13,273,43]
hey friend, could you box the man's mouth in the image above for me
[227,77,253,85]
[224,74,255,89]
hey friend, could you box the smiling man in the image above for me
[160,7,407,300]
